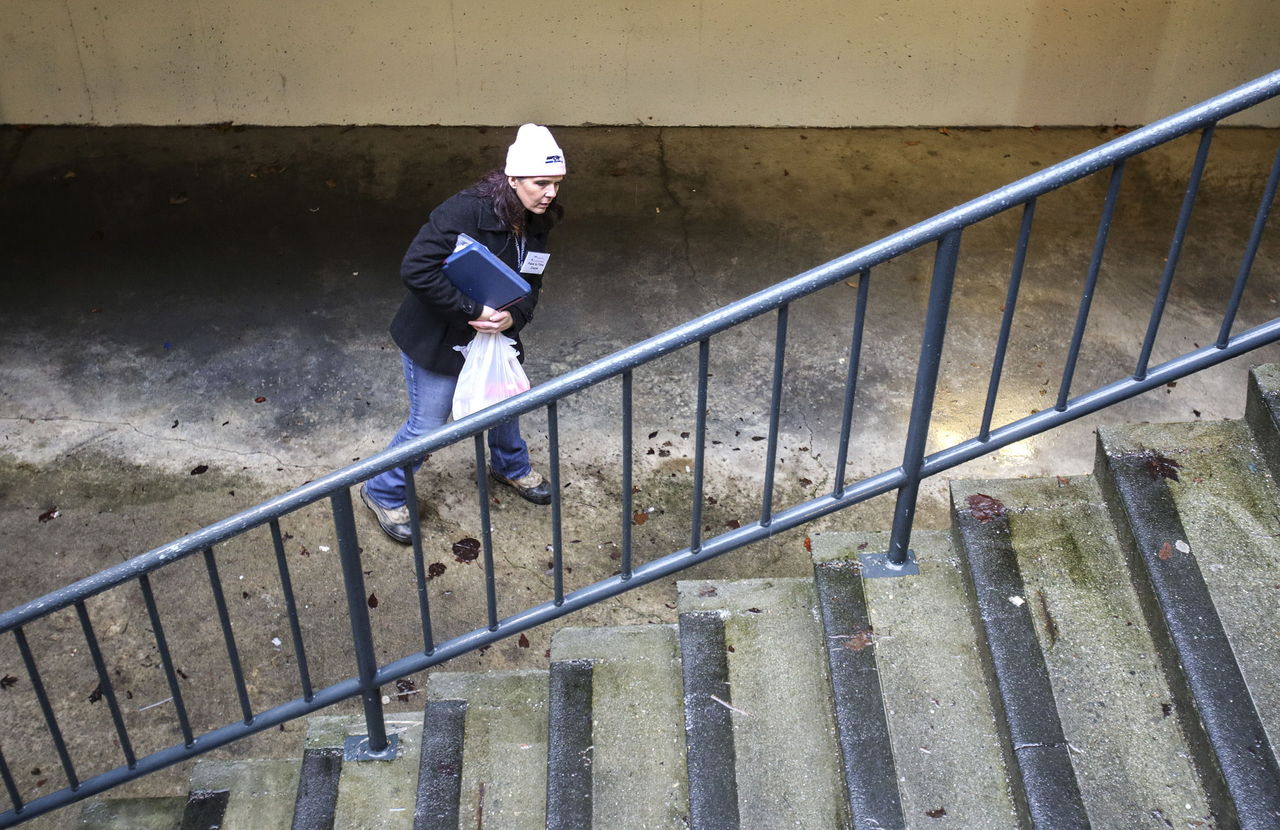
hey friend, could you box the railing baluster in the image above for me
[1058,163,1125,410]
[203,548,253,725]
[833,269,871,497]
[138,574,194,746]
[981,202,1036,438]
[0,745,20,815]
[761,304,789,527]
[548,402,565,604]
[621,371,634,580]
[269,519,314,700]
[884,230,963,569]
[401,466,435,655]
[691,339,710,553]
[1217,142,1280,348]
[1136,124,1217,380]
[474,435,500,630]
[331,488,391,757]
[74,601,136,768]
[13,627,79,790]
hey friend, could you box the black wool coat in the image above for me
[389,189,554,375]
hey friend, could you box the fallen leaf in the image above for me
[517,633,530,648]
[1056,475,1070,486]
[936,127,950,136]
[698,586,718,597]
[648,431,658,439]
[926,807,947,818]
[453,537,481,562]
[254,396,267,403]
[395,677,416,701]
[190,465,209,476]
[803,536,812,552]
[1144,453,1181,481]
[367,592,379,608]
[633,511,649,525]
[725,519,741,529]
[298,546,310,557]
[1157,542,1174,560]
[845,628,875,652]
[857,542,868,550]
[88,684,103,703]
[799,478,813,487]
[966,493,1007,523]
[427,562,446,579]
[37,507,59,523]
[746,607,763,614]
[1,675,19,690]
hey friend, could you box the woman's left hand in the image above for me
[469,307,514,333]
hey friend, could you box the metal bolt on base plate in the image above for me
[344,732,400,761]
[859,549,920,578]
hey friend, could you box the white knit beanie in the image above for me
[504,124,567,176]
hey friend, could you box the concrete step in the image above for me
[187,757,301,829]
[1098,418,1280,826]
[952,474,1214,827]
[77,796,187,829]
[306,713,426,829]
[677,576,848,829]
[811,530,1020,829]
[548,624,688,829]
[419,670,548,830]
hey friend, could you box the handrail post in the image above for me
[332,488,397,761]
[870,230,963,577]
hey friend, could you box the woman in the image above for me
[361,124,566,544]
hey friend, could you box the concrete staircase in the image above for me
[77,365,1280,829]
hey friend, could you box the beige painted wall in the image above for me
[2,0,1277,126]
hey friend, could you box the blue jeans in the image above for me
[365,352,531,509]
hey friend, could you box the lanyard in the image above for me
[514,233,527,269]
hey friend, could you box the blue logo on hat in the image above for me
[545,154,563,164]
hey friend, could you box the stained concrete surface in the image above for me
[1,124,1278,826]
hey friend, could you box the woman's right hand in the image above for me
[470,305,513,333]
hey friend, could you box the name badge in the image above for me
[520,252,550,275]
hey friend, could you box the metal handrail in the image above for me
[3,68,1278,826]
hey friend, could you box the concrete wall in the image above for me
[2,0,1277,127]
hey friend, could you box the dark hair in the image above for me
[468,169,563,233]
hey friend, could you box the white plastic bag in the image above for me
[451,333,531,420]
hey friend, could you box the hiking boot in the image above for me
[490,469,552,505]
[359,484,413,544]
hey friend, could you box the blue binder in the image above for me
[443,235,531,311]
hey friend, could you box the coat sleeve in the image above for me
[399,200,482,324]
[504,273,541,334]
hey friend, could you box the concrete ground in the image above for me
[1,123,1278,826]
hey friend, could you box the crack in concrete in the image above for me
[1,415,323,471]
[655,128,718,305]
